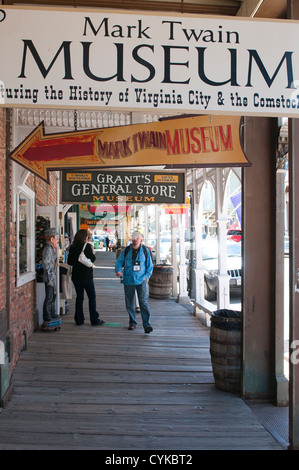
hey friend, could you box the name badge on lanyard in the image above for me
[133,260,141,271]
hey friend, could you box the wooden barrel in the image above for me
[209,311,242,393]
[149,264,173,299]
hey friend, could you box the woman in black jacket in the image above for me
[68,229,105,326]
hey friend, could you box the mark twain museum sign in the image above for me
[0,6,299,116]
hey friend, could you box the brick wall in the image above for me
[0,109,7,344]
[1,113,58,372]
[27,171,58,206]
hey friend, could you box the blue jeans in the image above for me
[72,278,99,325]
[124,280,151,328]
[43,284,57,321]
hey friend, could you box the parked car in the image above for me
[202,239,242,301]
[227,228,242,243]
[284,236,289,256]
[185,239,242,301]
[165,242,191,265]
[151,237,171,263]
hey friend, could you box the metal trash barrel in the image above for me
[209,309,242,393]
[149,264,173,299]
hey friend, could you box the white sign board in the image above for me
[1,6,299,116]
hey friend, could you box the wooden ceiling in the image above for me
[2,1,242,16]
[255,0,287,19]
[2,0,287,18]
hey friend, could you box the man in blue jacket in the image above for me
[115,231,154,333]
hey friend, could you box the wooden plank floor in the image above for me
[0,251,282,450]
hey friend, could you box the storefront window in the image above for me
[17,185,35,286]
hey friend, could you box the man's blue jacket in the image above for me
[115,244,153,285]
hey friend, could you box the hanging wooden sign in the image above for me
[61,170,186,205]
[10,114,249,183]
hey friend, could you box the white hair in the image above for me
[131,231,144,240]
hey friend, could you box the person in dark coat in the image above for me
[105,235,110,251]
[42,227,60,322]
[67,229,105,326]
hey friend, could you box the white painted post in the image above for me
[215,169,230,309]
[155,205,160,264]
[171,215,178,298]
[178,213,189,304]
[0,341,5,365]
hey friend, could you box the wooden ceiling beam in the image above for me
[237,0,287,18]
[3,0,242,16]
[255,0,287,19]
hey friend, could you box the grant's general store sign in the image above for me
[0,6,299,116]
[61,170,186,204]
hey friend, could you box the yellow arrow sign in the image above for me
[10,115,249,183]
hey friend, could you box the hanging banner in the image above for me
[163,205,189,214]
[0,6,299,117]
[9,115,248,182]
[61,170,186,204]
[86,204,131,213]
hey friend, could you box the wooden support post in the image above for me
[287,0,299,448]
[288,118,299,448]
[275,169,288,406]
[242,116,276,399]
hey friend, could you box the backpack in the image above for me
[124,244,153,263]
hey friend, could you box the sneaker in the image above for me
[91,319,105,326]
[144,326,153,334]
[128,325,136,330]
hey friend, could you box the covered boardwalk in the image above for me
[0,251,282,450]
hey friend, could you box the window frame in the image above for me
[16,183,35,287]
